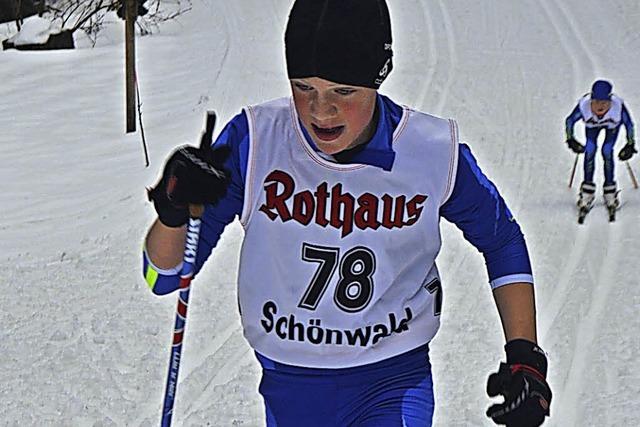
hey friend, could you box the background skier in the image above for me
[565,79,636,213]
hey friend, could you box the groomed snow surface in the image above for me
[1,0,639,425]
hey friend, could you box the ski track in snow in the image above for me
[539,228,589,340]
[567,222,619,424]
[538,0,592,92]
[433,0,457,116]
[183,338,253,419]
[413,0,456,117]
[547,0,602,76]
[414,1,437,110]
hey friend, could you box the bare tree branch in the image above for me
[37,0,192,40]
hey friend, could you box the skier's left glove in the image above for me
[618,142,637,161]
[486,339,552,427]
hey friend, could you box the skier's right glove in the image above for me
[566,137,585,154]
[618,142,637,161]
[147,144,231,227]
[486,339,552,427]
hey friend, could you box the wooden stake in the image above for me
[125,0,137,133]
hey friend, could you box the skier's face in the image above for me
[591,99,611,116]
[291,77,377,155]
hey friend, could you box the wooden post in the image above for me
[125,0,137,133]
[15,0,24,30]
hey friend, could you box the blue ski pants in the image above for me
[255,344,435,426]
[583,126,620,185]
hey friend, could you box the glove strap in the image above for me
[505,339,548,377]
[510,363,546,382]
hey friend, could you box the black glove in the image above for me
[486,339,552,427]
[618,142,637,161]
[566,137,585,154]
[147,143,230,227]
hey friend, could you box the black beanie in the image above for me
[285,0,393,89]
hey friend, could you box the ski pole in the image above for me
[626,161,639,189]
[160,111,216,426]
[568,153,579,188]
[160,212,202,427]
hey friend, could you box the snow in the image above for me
[5,16,56,46]
[1,0,639,425]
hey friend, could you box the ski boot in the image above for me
[603,183,620,222]
[577,182,596,224]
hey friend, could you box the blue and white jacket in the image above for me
[143,94,533,295]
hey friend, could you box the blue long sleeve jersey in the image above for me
[565,99,636,143]
[143,95,533,295]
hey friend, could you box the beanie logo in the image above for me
[375,58,391,85]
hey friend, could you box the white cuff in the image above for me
[143,247,183,275]
[490,274,534,290]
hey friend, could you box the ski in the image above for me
[603,187,621,223]
[578,207,591,224]
[578,204,620,223]
[607,190,621,222]
[607,201,622,222]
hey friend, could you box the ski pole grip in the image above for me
[199,111,217,149]
[189,204,205,218]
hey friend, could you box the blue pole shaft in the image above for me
[161,217,202,426]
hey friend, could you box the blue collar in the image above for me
[298,94,403,171]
